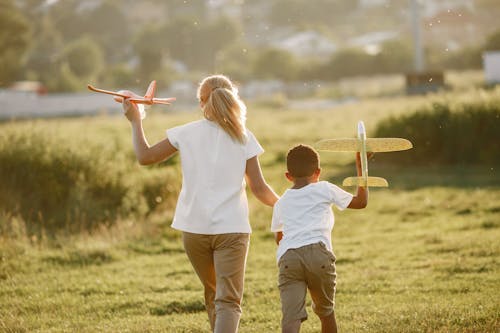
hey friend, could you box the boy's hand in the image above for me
[274,232,283,245]
[355,152,374,162]
[356,152,374,175]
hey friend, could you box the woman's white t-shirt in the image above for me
[271,181,353,262]
[166,119,263,235]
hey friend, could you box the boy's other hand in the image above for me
[355,152,375,163]
[274,232,283,245]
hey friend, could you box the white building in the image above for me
[421,0,474,18]
[483,52,500,85]
[358,0,389,8]
[348,30,399,54]
[276,31,337,60]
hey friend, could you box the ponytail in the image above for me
[198,75,247,144]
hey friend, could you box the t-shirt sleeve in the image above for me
[270,203,283,232]
[245,130,264,160]
[165,125,183,149]
[325,182,353,211]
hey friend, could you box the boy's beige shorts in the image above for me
[278,242,337,326]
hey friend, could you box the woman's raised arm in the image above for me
[123,99,178,165]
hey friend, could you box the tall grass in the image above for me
[374,95,500,166]
[1,86,499,238]
[0,124,180,238]
[0,84,499,332]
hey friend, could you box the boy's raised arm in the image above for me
[347,152,369,209]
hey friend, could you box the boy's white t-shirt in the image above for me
[166,119,263,234]
[271,181,353,262]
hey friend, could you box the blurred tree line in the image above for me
[1,0,500,92]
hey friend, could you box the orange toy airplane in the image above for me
[87,80,176,106]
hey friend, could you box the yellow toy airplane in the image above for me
[315,121,413,187]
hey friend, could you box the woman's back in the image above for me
[167,119,263,234]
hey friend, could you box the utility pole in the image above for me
[410,0,425,72]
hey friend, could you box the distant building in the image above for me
[421,0,474,18]
[358,0,389,8]
[422,8,477,48]
[9,81,47,96]
[348,30,399,54]
[276,31,337,60]
[207,0,243,20]
[483,52,500,85]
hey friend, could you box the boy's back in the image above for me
[271,181,352,262]
[271,144,368,333]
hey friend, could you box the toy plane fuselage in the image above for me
[87,80,176,106]
[315,121,413,187]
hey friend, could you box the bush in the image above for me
[0,130,179,238]
[374,100,500,166]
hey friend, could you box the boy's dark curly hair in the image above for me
[286,144,320,178]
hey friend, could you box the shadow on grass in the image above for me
[42,248,114,267]
[128,240,184,255]
[150,300,205,316]
[328,162,500,190]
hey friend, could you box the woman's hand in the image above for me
[122,96,141,123]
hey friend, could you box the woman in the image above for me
[122,74,279,332]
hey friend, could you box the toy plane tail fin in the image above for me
[342,176,389,187]
[144,80,157,99]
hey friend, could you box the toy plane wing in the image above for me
[316,138,412,152]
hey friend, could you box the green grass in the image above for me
[1,86,499,332]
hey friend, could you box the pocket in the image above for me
[278,255,302,285]
[317,242,336,262]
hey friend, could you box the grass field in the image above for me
[1,87,499,332]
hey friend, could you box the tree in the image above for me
[63,35,103,79]
[206,16,240,70]
[25,16,63,90]
[100,63,136,89]
[215,42,254,81]
[269,0,356,28]
[162,16,240,72]
[0,0,31,86]
[322,48,374,80]
[83,0,129,62]
[253,48,298,81]
[484,29,500,51]
[133,24,165,84]
[162,17,202,70]
[374,40,413,74]
[48,0,129,63]
[48,0,85,42]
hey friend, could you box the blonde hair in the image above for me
[197,74,247,144]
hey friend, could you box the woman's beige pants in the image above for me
[182,232,250,333]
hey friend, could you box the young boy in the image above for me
[271,144,368,333]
